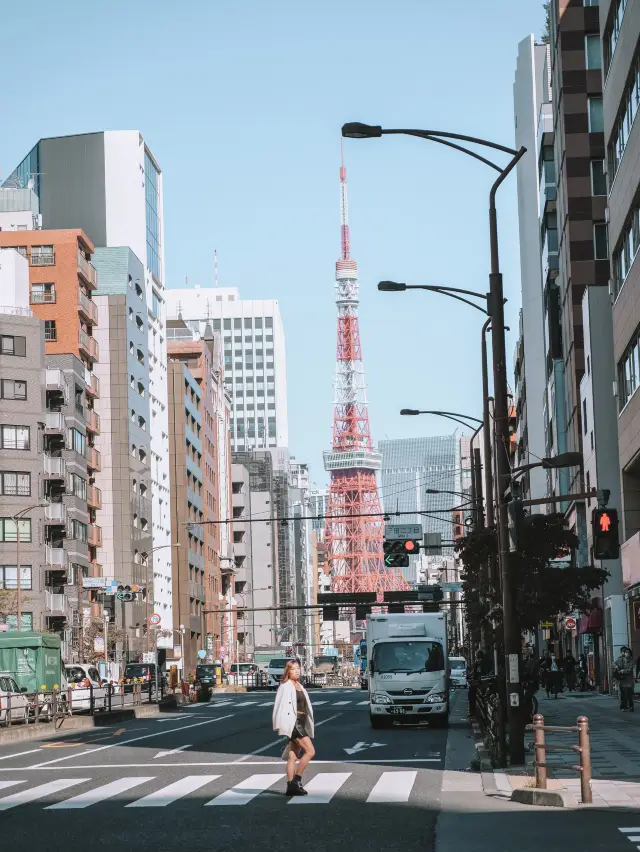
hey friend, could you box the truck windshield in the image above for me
[373,641,444,673]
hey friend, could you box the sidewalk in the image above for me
[489,690,640,806]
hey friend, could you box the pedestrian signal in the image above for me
[592,508,620,560]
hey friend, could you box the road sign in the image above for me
[142,652,155,663]
[384,524,423,541]
[197,650,206,660]
[83,577,111,589]
[149,613,161,626]
[540,621,553,629]
[564,617,577,630]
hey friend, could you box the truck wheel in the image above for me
[370,714,391,730]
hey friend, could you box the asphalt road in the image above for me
[0,689,638,852]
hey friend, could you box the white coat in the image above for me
[272,679,315,739]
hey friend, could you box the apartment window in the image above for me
[268,417,276,438]
[212,319,221,330]
[0,426,29,450]
[70,520,88,543]
[613,195,640,299]
[618,328,640,410]
[590,160,606,196]
[608,36,639,178]
[130,374,135,388]
[0,335,26,356]
[233,531,244,543]
[138,416,146,431]
[585,34,601,70]
[583,399,588,434]
[30,245,55,266]
[604,0,627,73]
[0,566,32,591]
[151,289,161,318]
[266,334,273,342]
[1,472,30,497]
[594,223,608,259]
[1,612,32,631]
[1,380,26,400]
[138,381,145,397]
[588,97,604,132]
[31,283,56,304]
[129,341,134,355]
[135,283,143,298]
[44,320,57,342]
[70,473,87,501]
[70,428,86,456]
[223,319,231,330]
[0,519,31,543]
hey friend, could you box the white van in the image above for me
[65,664,107,712]
[267,657,296,689]
[367,612,449,729]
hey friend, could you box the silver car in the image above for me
[449,657,468,689]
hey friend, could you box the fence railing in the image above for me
[527,713,592,804]
[472,675,507,767]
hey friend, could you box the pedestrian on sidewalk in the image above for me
[564,652,577,692]
[613,646,635,712]
[273,659,315,796]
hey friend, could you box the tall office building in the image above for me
[4,132,174,647]
[599,0,640,645]
[164,286,288,452]
[378,436,460,584]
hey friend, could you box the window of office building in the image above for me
[223,319,231,330]
[70,520,88,543]
[265,317,273,328]
[594,223,608,259]
[618,327,640,410]
[585,34,601,70]
[0,519,30,542]
[70,428,86,456]
[590,160,606,196]
[588,97,604,133]
[613,199,640,298]
[0,425,29,450]
[604,0,627,73]
[268,417,276,438]
[608,37,639,179]
[234,318,242,329]
[244,318,252,328]
[1,380,26,400]
[70,473,87,501]
[1,472,30,496]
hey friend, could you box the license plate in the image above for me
[389,707,406,714]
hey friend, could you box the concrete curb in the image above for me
[0,703,162,744]
[511,787,578,808]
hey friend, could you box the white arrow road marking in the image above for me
[344,741,385,755]
[153,745,192,759]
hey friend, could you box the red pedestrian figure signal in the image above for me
[592,507,619,560]
[599,513,611,533]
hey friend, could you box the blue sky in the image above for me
[2,0,545,487]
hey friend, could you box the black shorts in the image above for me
[290,717,307,742]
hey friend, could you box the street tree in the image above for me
[455,513,609,635]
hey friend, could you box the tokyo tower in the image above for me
[323,149,408,594]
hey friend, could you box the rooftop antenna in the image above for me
[214,249,219,287]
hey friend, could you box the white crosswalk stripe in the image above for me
[332,701,351,705]
[206,773,282,806]
[290,772,351,804]
[0,779,90,811]
[46,777,154,809]
[257,701,274,706]
[127,775,220,808]
[358,700,369,705]
[312,700,328,705]
[235,701,257,707]
[0,770,421,810]
[366,771,417,803]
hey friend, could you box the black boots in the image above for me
[286,775,308,796]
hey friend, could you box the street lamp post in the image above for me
[14,503,47,631]
[344,121,526,763]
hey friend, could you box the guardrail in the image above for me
[527,713,592,804]
[472,674,507,767]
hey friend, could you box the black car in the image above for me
[195,664,217,686]
[123,663,166,694]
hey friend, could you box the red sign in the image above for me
[634,601,640,631]
[565,617,577,631]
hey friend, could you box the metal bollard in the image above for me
[34,691,40,725]
[7,691,11,728]
[532,714,547,789]
[577,715,592,804]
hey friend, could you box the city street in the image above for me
[0,690,635,852]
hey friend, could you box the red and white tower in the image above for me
[324,150,408,594]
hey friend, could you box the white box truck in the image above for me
[367,612,449,729]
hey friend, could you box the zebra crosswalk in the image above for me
[0,769,422,811]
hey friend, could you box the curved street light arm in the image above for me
[418,133,502,172]
[382,128,519,157]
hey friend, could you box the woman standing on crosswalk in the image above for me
[273,659,315,796]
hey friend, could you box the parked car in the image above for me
[65,664,107,712]
[0,674,29,725]
[122,663,166,694]
[227,662,263,686]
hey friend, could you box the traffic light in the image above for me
[592,508,620,559]
[383,538,419,568]
[116,584,143,602]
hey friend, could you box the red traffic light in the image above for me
[598,513,612,533]
[403,540,416,552]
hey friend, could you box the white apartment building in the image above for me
[165,286,288,452]
[4,131,174,648]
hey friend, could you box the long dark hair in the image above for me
[281,659,301,684]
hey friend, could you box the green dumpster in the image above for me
[0,632,63,693]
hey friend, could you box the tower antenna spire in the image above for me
[214,249,219,287]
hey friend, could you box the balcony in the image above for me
[85,368,100,398]
[89,336,99,361]
[77,251,98,289]
[188,581,206,602]
[88,524,102,548]
[45,411,64,433]
[44,455,65,478]
[78,289,99,325]
[233,539,247,559]
[189,615,202,635]
[86,409,100,435]
[45,369,64,391]
[187,486,204,512]
[187,522,204,543]
[45,590,68,616]
[86,446,101,472]
[45,544,66,566]
[188,549,205,570]
[44,503,67,525]
[87,485,102,510]
[78,328,90,356]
